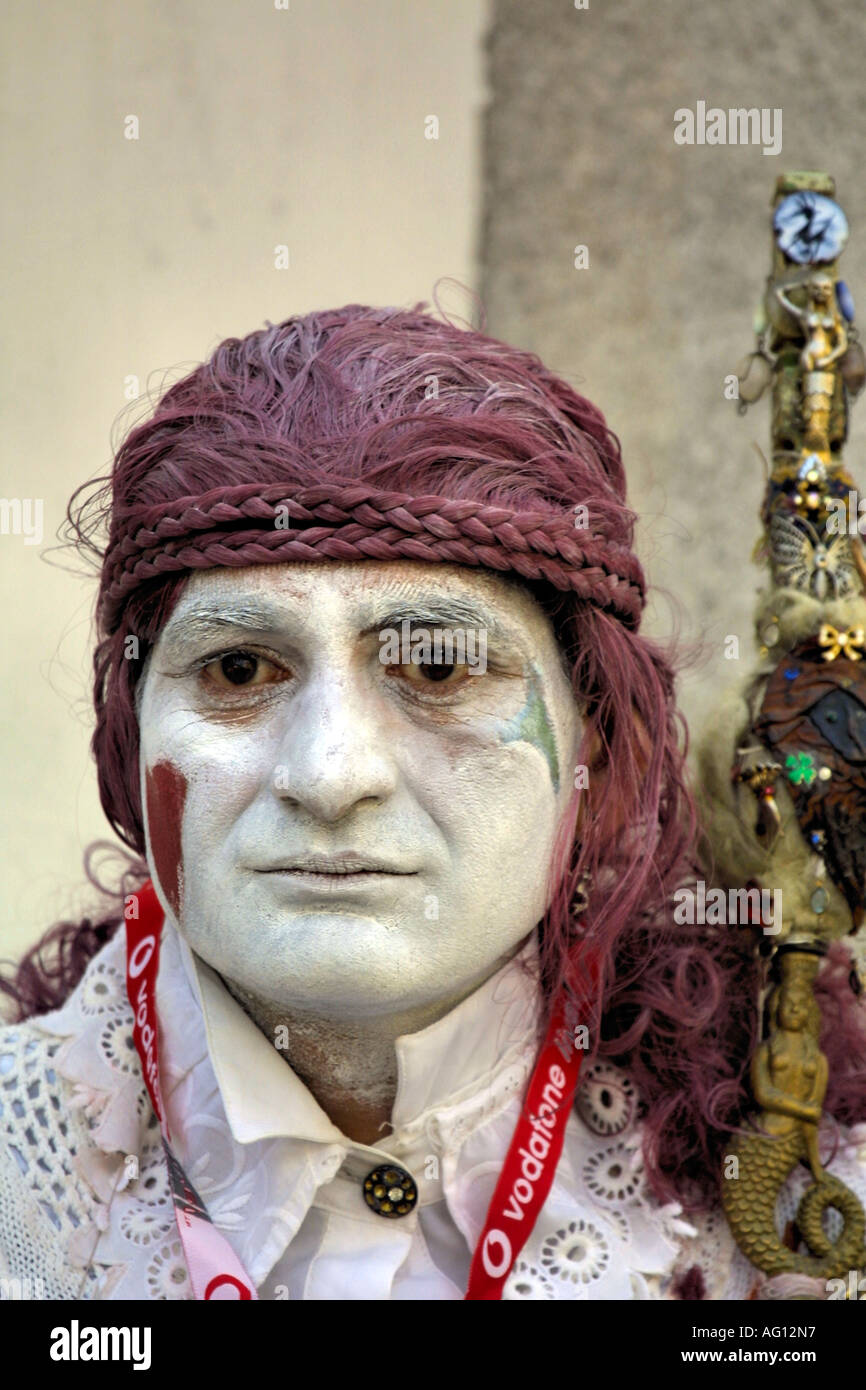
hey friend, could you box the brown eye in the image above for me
[221,653,259,685]
[419,662,457,683]
[390,659,469,692]
[203,650,283,690]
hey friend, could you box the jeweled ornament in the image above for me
[363,1165,417,1218]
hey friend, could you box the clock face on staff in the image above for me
[773,191,849,265]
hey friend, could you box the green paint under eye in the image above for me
[499,665,560,792]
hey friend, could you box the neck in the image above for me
[220,942,530,1145]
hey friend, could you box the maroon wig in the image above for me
[4,302,865,1207]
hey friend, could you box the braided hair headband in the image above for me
[99,481,647,634]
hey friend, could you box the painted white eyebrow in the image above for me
[159,603,290,656]
[157,592,530,657]
[366,600,521,647]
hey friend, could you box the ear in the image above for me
[574,710,653,840]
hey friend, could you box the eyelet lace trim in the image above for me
[4,931,865,1300]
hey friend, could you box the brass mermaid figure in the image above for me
[721,951,865,1278]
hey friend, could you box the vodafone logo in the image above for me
[467,1044,583,1299]
[126,928,163,1121]
[128,935,156,980]
[481,1229,512,1280]
[204,1273,253,1300]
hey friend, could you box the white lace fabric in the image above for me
[2,919,866,1301]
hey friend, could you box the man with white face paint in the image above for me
[8,302,854,1303]
[138,560,583,1150]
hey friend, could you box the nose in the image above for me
[269,667,399,824]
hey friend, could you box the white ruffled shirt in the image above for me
[3,916,866,1301]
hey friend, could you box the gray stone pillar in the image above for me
[480,0,866,742]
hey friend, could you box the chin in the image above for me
[240,960,439,1019]
[189,910,438,994]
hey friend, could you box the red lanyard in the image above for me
[464,980,591,1298]
[125,879,593,1301]
[125,881,257,1299]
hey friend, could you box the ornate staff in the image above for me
[698,172,866,1282]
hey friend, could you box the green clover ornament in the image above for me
[785,751,816,785]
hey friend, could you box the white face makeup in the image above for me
[137,561,583,1023]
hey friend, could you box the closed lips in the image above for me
[256,856,414,875]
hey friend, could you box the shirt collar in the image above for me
[161,919,541,1148]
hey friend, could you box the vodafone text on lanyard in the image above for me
[125,880,594,1302]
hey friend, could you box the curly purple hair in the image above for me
[4,302,865,1208]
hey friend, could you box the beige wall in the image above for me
[10,0,863,966]
[0,1,490,958]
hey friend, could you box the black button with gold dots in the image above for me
[363,1165,417,1218]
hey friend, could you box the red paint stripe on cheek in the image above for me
[145,761,188,917]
